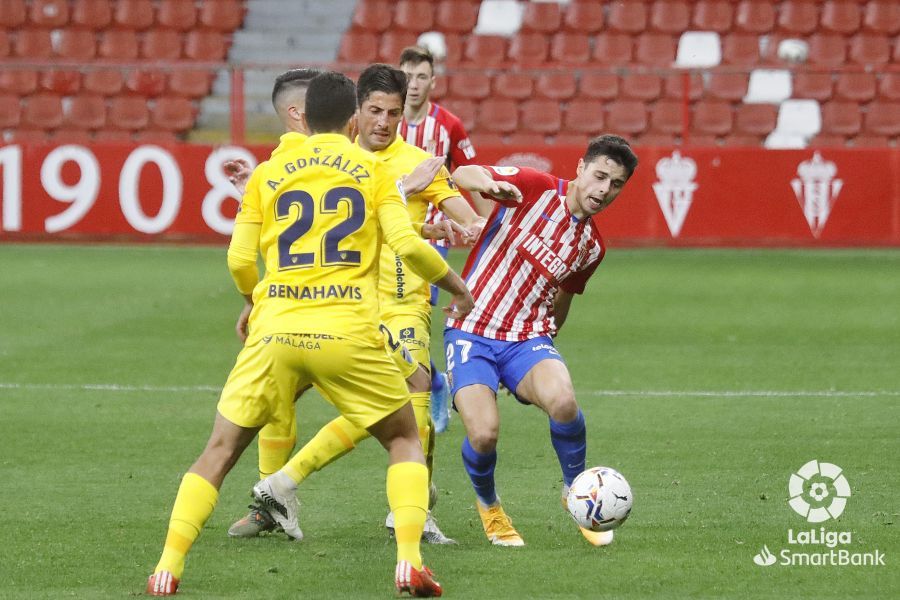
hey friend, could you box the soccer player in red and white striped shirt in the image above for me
[446,135,638,548]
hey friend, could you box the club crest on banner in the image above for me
[652,151,698,237]
[790,152,843,238]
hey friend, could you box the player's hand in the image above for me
[463,217,487,246]
[224,159,252,196]
[403,156,446,196]
[235,301,253,343]
[487,181,522,204]
[444,289,474,320]
[423,219,467,245]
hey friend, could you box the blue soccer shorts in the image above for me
[443,327,565,402]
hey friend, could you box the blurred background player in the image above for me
[446,135,638,548]
[398,46,479,433]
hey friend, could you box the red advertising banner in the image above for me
[1,142,898,246]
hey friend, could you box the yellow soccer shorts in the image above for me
[382,308,432,372]
[217,332,410,431]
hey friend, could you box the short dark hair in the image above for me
[399,46,434,72]
[304,71,357,133]
[584,134,639,179]
[356,63,407,107]
[271,67,323,108]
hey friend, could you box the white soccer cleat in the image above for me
[252,475,303,541]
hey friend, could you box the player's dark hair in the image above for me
[304,71,357,133]
[399,46,434,72]
[584,134,639,178]
[357,63,407,107]
[271,67,323,108]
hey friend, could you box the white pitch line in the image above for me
[0,382,220,393]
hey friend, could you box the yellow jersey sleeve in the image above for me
[235,163,264,225]
[417,166,459,209]
[227,221,261,295]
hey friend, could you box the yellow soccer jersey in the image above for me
[232,133,448,344]
[236,132,308,229]
[364,135,459,313]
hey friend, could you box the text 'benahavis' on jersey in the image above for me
[448,166,606,342]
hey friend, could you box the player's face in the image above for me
[573,155,629,216]
[401,61,434,110]
[357,91,404,151]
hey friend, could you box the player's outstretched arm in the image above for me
[402,156,446,196]
[452,165,522,205]
[226,221,261,342]
[224,159,253,196]
[553,290,575,333]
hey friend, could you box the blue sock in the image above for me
[461,437,498,506]
[430,361,443,390]
[549,409,586,487]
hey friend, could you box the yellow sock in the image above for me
[387,462,428,570]
[282,416,368,484]
[410,392,436,493]
[154,472,219,579]
[257,427,296,480]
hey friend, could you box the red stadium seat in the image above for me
[734,104,777,135]
[22,93,63,130]
[649,100,685,135]
[563,99,605,135]
[39,70,81,94]
[534,73,577,101]
[112,0,155,30]
[691,0,733,33]
[338,32,378,64]
[98,30,139,59]
[686,134,721,147]
[851,135,891,148]
[477,98,518,134]
[198,0,245,32]
[471,132,507,146]
[448,72,491,100]
[807,33,847,67]
[520,99,561,135]
[0,70,38,94]
[157,0,198,31]
[580,73,620,100]
[734,0,775,33]
[592,33,634,64]
[553,133,590,146]
[492,73,533,100]
[621,74,662,101]
[393,0,434,32]
[508,33,548,65]
[605,101,648,136]
[0,0,26,28]
[820,0,861,35]
[863,1,900,35]
[125,69,167,97]
[0,31,9,57]
[463,36,508,67]
[777,0,819,35]
[894,37,900,63]
[663,72,703,101]
[141,30,183,60]
[521,1,561,34]
[441,99,475,131]
[440,32,464,65]
[849,34,890,66]
[71,0,111,29]
[13,28,52,58]
[377,31,418,63]
[109,97,150,131]
[649,1,690,34]
[150,97,196,131]
[723,134,762,147]
[692,101,733,136]
[0,94,21,129]
[808,133,846,147]
[435,1,479,34]
[562,2,604,33]
[83,69,124,95]
[7,129,52,143]
[166,70,213,99]
[607,2,647,33]
[29,0,68,27]
[835,73,876,102]
[707,72,749,102]
[550,32,590,65]
[635,33,676,67]
[184,31,227,60]
[793,72,834,101]
[63,94,106,130]
[821,101,862,135]
[879,73,900,101]
[864,102,900,136]
[721,34,760,65]
[55,29,96,60]
[351,1,392,33]
[93,130,134,142]
[134,130,180,144]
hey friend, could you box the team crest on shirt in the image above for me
[490,166,520,176]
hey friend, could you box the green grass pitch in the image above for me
[0,244,897,599]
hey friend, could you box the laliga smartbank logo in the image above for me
[752,460,885,568]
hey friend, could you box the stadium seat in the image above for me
[13,28,53,58]
[63,94,106,130]
[807,33,847,67]
[393,0,434,32]
[562,2,604,34]
[98,30,139,59]
[552,133,589,146]
[439,32,464,66]
[492,73,532,100]
[635,33,676,67]
[338,32,378,63]
[157,0,198,31]
[707,72,749,102]
[83,69,124,95]
[734,103,777,135]
[150,97,196,131]
[621,74,662,101]
[508,33,548,65]
[692,101,733,136]
[649,100,685,135]
[777,0,819,35]
[864,102,900,136]
[0,70,38,94]
[563,99,605,136]
[463,35,508,67]
[744,69,792,103]
[184,31,227,60]
[71,0,111,29]
[894,37,900,63]
[520,99,561,135]
[721,34,760,65]
[879,73,900,101]
[580,73,620,100]
[55,28,96,59]
[691,0,733,33]
[435,1,479,34]
[649,1,690,34]
[473,0,524,36]
[135,130,180,144]
[448,72,491,100]
[0,31,9,57]
[108,96,150,131]
[197,0,244,32]
[550,32,590,65]
[850,134,891,148]
[7,128,51,143]
[0,94,21,129]
[0,0,26,28]
[734,0,775,33]
[112,0,155,30]
[821,101,862,136]
[820,0,861,35]
[471,132,507,146]
[28,0,68,28]
[440,99,475,131]
[141,29,183,60]
[792,72,834,101]
[675,31,722,68]
[521,1,561,34]
[350,0,392,33]
[834,73,876,103]
[592,33,634,64]
[774,99,822,138]
[605,101,648,136]
[39,70,81,95]
[93,130,133,142]
[477,98,518,134]
[377,31,418,62]
[535,73,577,101]
[607,1,647,34]
[125,69,167,97]
[723,134,763,147]
[807,133,846,147]
[863,1,900,35]
[663,72,702,102]
[22,93,63,130]
[849,34,890,66]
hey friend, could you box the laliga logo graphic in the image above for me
[788,459,851,523]
[652,151,697,238]
[790,152,843,238]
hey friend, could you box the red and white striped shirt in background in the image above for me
[399,102,477,247]
[447,166,606,342]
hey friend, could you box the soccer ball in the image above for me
[566,466,633,532]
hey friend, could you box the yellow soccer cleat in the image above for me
[477,500,525,547]
[561,485,615,547]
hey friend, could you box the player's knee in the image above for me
[545,388,578,422]
[468,427,498,453]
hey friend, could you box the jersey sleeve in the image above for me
[448,117,477,167]
[234,164,264,225]
[420,166,460,208]
[559,258,601,295]
[226,221,261,295]
[485,166,557,208]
